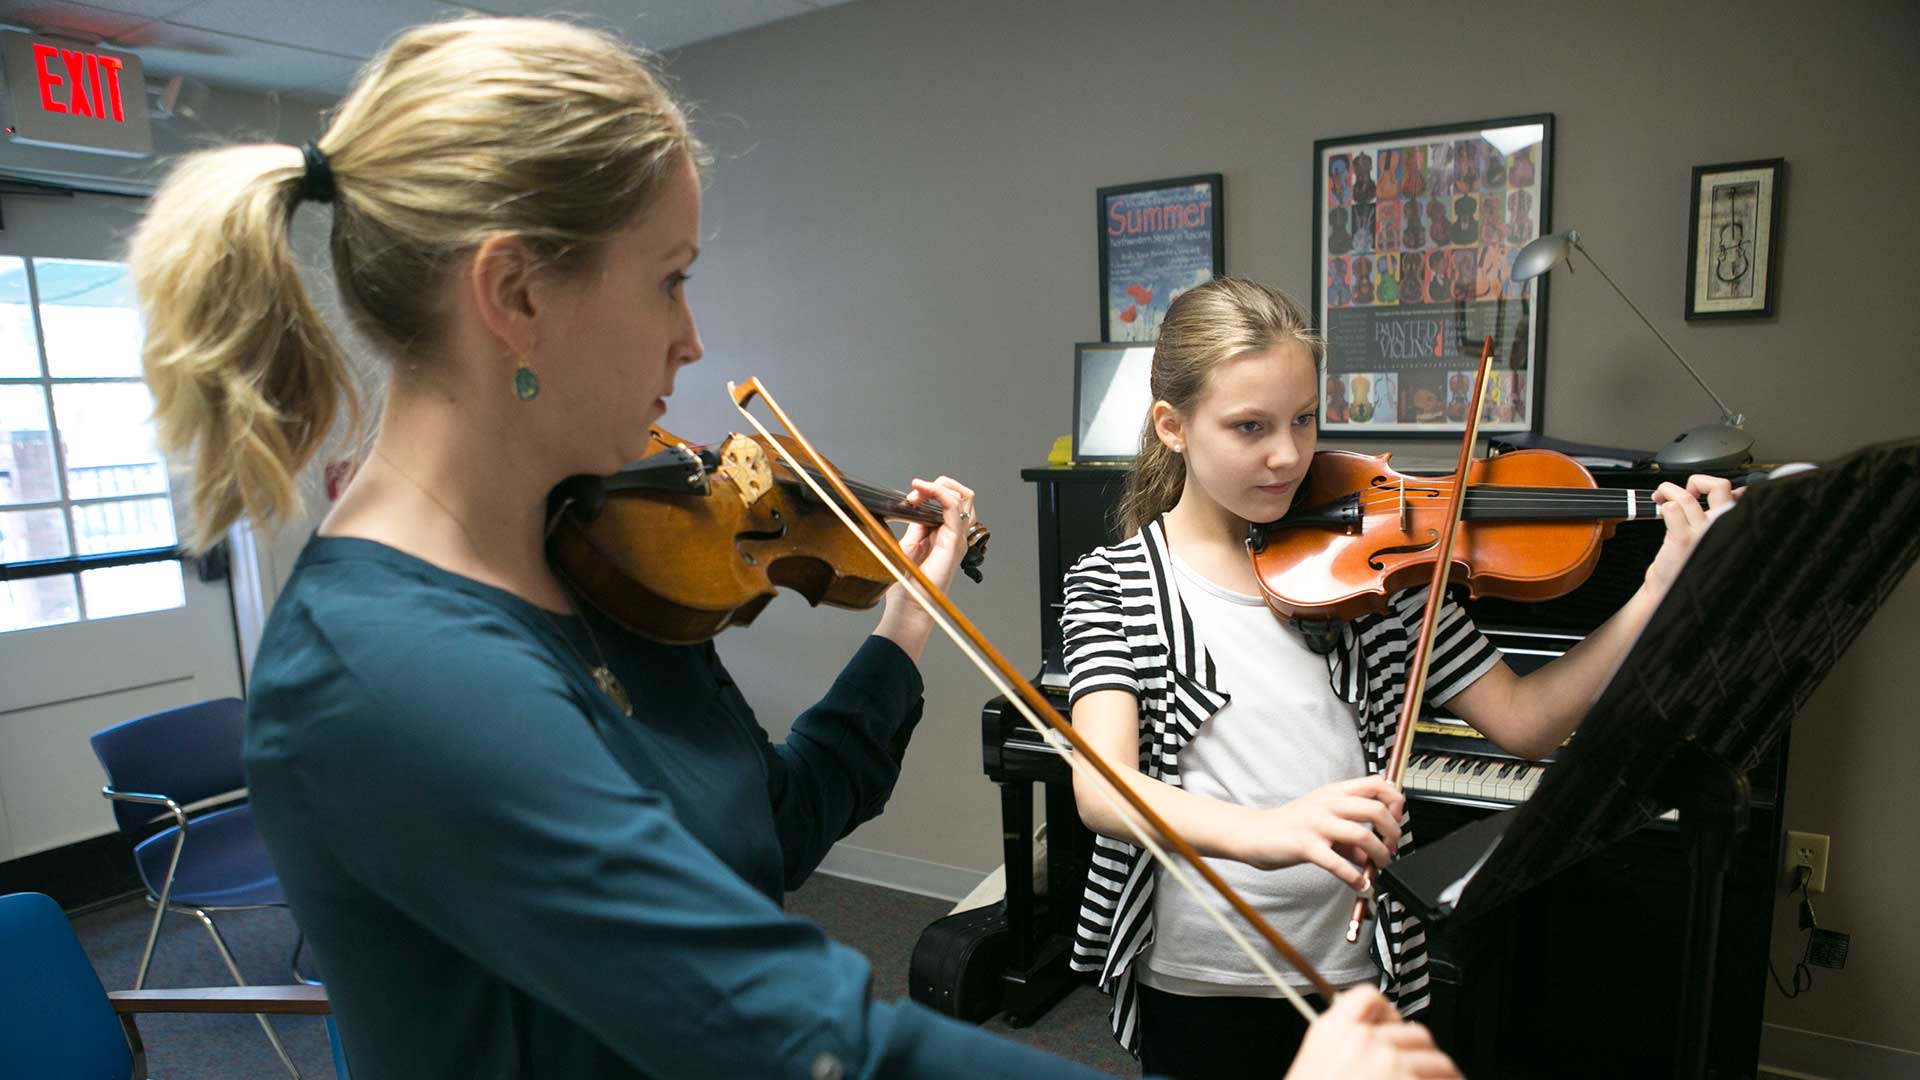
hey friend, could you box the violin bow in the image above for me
[1345,336,1499,943]
[728,378,1337,1018]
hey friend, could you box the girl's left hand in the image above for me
[1643,474,1739,598]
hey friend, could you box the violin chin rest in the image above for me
[551,474,608,522]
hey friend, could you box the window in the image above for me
[1,256,184,633]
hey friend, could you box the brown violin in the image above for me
[547,425,989,644]
[1247,447,1687,622]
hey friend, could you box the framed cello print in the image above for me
[1685,158,1784,320]
[1311,114,1552,438]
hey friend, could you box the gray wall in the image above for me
[670,0,1920,1053]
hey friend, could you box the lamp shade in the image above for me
[1511,231,1577,283]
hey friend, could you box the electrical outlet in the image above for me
[1787,830,1829,893]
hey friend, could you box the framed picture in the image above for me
[1072,341,1156,462]
[1685,158,1784,320]
[1310,114,1551,437]
[1098,174,1223,342]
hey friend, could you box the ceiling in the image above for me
[0,0,856,101]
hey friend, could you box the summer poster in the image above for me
[1316,122,1547,434]
[1102,178,1221,342]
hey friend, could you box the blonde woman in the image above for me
[1063,278,1732,1077]
[132,17,1458,1080]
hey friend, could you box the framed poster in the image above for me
[1072,341,1156,462]
[1311,115,1551,436]
[1685,158,1784,320]
[1098,174,1223,342]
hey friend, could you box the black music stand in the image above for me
[1382,437,1920,1079]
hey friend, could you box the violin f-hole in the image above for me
[1368,529,1438,570]
[734,508,789,564]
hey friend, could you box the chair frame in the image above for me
[107,984,329,1079]
[102,785,307,1079]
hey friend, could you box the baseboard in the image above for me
[1760,1023,1920,1079]
[814,843,989,903]
[0,832,141,913]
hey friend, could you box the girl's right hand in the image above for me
[1242,776,1404,887]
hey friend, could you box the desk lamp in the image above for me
[1512,230,1754,469]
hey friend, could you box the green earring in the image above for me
[513,362,540,401]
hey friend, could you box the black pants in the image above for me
[1138,984,1326,1080]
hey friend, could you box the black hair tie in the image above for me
[298,141,336,205]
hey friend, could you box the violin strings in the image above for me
[786,466,945,524]
[684,438,933,518]
[1342,489,1706,517]
[729,391,1321,1023]
[1347,488,1654,507]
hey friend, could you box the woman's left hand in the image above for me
[874,475,975,661]
[894,476,976,594]
[1642,474,1739,598]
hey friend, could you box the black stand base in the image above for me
[1661,743,1751,1080]
[999,933,1077,1028]
[993,778,1091,1028]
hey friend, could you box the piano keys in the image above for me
[1408,746,1543,805]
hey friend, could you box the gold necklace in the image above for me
[534,605,632,717]
[367,448,633,716]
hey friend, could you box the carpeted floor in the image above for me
[69,873,1139,1078]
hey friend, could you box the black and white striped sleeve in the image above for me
[1395,586,1503,706]
[1061,551,1141,706]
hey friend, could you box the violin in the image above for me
[1426,196,1451,249]
[1398,251,1426,304]
[546,424,989,644]
[1400,147,1426,198]
[1245,447,1695,621]
[1449,194,1479,247]
[1482,142,1507,188]
[1713,191,1752,285]
[1351,203,1377,255]
[1506,188,1535,245]
[1478,193,1505,248]
[1400,199,1426,251]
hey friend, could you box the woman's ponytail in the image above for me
[131,144,357,552]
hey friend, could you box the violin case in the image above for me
[907,899,1010,1023]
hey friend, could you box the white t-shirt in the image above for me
[1138,547,1382,995]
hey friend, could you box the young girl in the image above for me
[132,19,1453,1080]
[1063,278,1732,1078]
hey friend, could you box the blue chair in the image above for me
[0,890,335,1079]
[90,698,305,1077]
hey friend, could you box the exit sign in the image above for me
[4,31,152,157]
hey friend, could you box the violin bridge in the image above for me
[1398,477,1411,534]
[717,433,774,508]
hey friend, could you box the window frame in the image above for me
[1,254,185,620]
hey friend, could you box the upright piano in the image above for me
[978,462,1787,1077]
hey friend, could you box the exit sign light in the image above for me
[4,30,152,157]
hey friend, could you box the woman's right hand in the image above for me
[1284,985,1464,1080]
[1240,776,1404,887]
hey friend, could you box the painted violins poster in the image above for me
[1098,174,1224,342]
[1312,116,1550,435]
